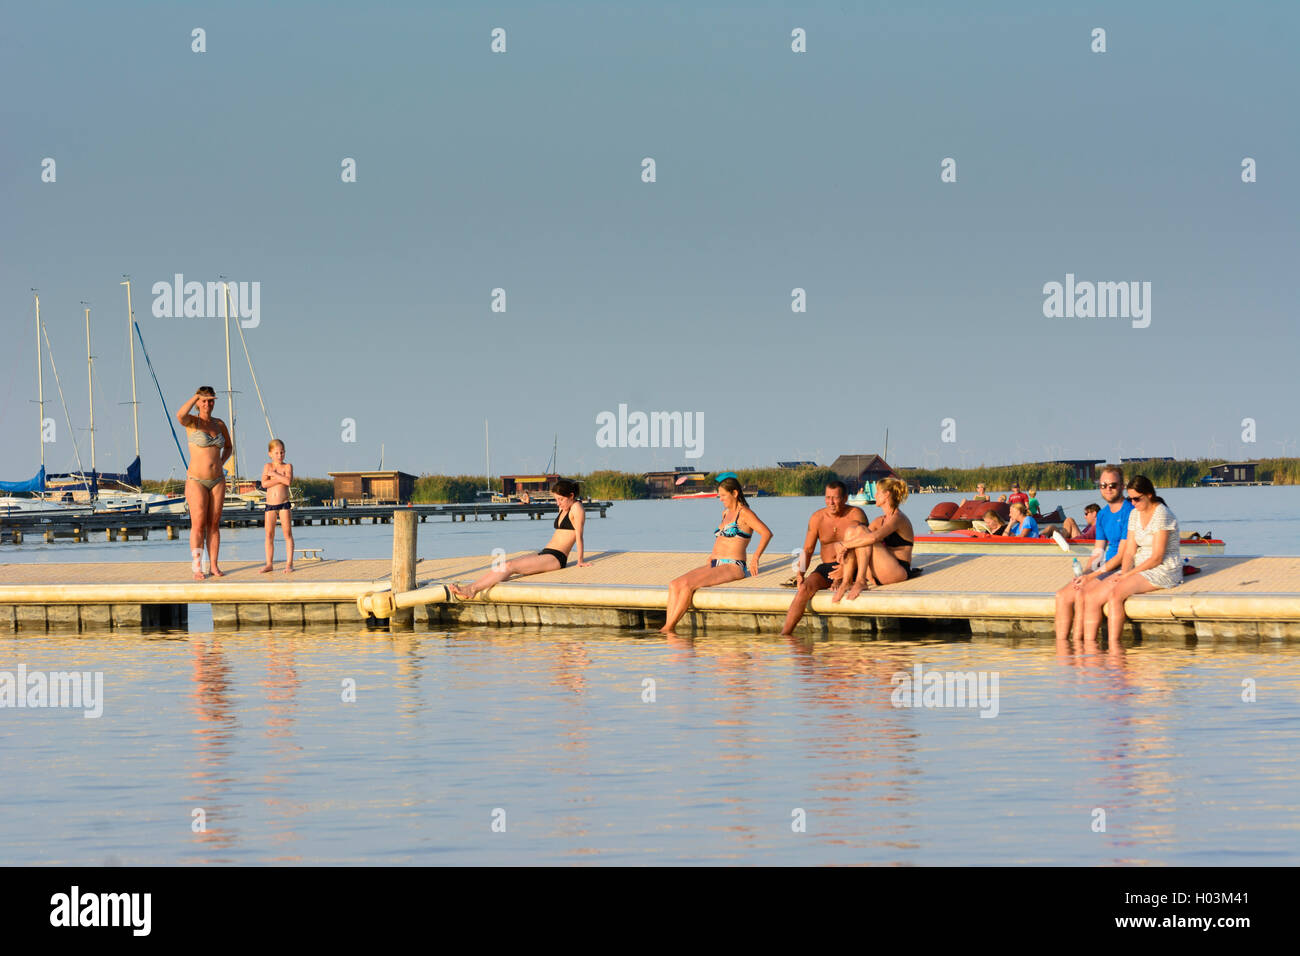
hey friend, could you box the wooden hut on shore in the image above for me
[829,454,896,494]
[327,470,417,505]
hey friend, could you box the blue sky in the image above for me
[3,1,1296,480]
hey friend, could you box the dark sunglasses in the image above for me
[1099,482,1120,489]
[1126,495,1143,503]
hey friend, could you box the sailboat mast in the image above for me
[222,281,237,481]
[84,304,95,473]
[121,278,139,457]
[485,420,490,492]
[35,293,44,468]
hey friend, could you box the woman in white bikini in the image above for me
[176,387,234,580]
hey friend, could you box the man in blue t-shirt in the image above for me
[1054,466,1134,642]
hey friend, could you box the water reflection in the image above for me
[260,636,304,861]
[187,637,238,855]
[2,626,1297,865]
[1052,633,1182,860]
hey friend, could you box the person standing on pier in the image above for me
[177,387,233,580]
[261,439,295,574]
[450,479,589,599]
[780,481,868,636]
[660,473,773,635]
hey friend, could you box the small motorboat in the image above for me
[848,480,876,507]
[926,500,1063,532]
[927,500,1006,532]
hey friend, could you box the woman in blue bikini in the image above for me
[176,386,234,580]
[660,473,772,634]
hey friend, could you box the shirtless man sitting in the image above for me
[780,481,868,636]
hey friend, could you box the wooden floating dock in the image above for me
[3,549,1299,641]
[0,499,613,545]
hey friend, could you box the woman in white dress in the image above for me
[1083,475,1181,643]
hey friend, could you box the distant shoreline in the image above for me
[135,458,1298,503]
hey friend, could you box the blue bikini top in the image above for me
[715,510,752,539]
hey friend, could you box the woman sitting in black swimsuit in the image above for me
[450,479,588,600]
[832,477,915,602]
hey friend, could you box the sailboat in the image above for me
[42,288,187,513]
[0,295,52,511]
[1,288,190,515]
[0,294,93,515]
[211,281,302,508]
[479,420,502,502]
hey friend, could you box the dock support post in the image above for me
[391,509,417,628]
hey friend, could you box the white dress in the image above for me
[1129,502,1181,589]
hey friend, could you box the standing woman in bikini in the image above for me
[661,474,773,635]
[177,387,233,580]
[450,479,590,599]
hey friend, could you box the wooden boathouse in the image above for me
[328,470,417,504]
[1202,462,1265,486]
[829,454,896,494]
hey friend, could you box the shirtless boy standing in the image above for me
[780,481,868,635]
[261,438,295,573]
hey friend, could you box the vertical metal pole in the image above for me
[222,281,237,482]
[84,305,96,473]
[35,293,44,467]
[122,278,139,457]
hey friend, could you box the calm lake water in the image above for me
[2,487,1298,865]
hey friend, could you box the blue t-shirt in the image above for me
[1094,499,1134,561]
[1009,515,1039,538]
